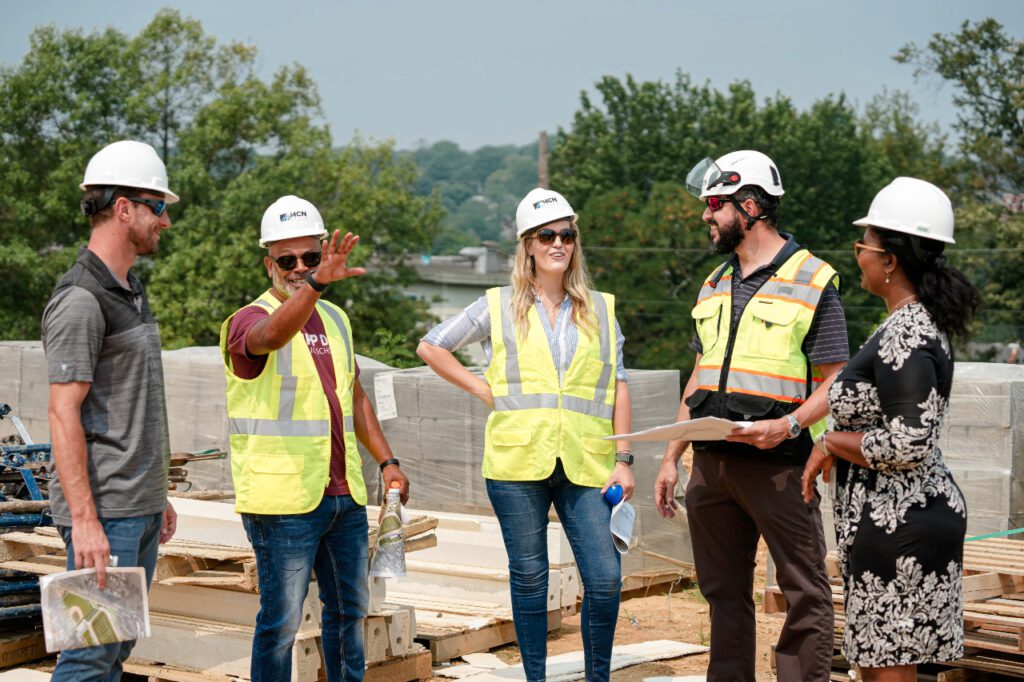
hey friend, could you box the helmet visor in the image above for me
[685,157,744,198]
[685,157,717,198]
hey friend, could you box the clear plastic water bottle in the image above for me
[370,482,406,578]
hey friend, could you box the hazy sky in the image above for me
[2,1,1022,150]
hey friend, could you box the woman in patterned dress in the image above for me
[801,177,981,682]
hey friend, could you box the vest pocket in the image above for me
[691,299,723,354]
[582,435,614,457]
[739,300,799,361]
[247,454,306,474]
[491,429,532,448]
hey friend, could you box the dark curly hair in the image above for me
[874,227,981,339]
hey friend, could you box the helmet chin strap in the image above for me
[729,196,768,230]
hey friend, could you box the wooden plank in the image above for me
[963,573,1024,602]
[123,659,235,681]
[365,648,431,682]
[418,609,560,663]
[0,627,47,669]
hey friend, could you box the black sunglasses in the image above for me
[533,228,577,245]
[272,251,322,270]
[127,197,168,217]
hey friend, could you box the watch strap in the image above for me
[306,270,328,293]
[615,451,634,466]
[379,457,400,471]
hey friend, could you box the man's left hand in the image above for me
[726,418,789,450]
[159,502,177,544]
[382,463,409,505]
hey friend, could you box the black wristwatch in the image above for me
[306,270,328,293]
[615,451,634,466]
[379,457,400,471]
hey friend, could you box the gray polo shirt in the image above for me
[41,248,169,525]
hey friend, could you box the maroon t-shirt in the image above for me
[227,305,357,496]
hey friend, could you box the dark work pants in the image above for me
[685,450,834,682]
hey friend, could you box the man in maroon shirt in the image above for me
[223,195,408,681]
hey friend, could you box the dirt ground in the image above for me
[429,540,784,681]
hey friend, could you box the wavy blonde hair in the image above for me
[510,218,598,339]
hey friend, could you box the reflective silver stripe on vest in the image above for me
[494,393,613,419]
[794,256,826,284]
[498,287,522,396]
[229,417,330,437]
[316,302,355,373]
[494,394,559,411]
[344,416,354,432]
[562,395,615,419]
[277,340,297,420]
[590,292,614,405]
[697,366,721,388]
[723,368,809,401]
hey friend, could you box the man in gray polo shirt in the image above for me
[42,140,178,680]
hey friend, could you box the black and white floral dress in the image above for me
[829,302,966,667]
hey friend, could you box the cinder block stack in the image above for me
[940,363,1024,537]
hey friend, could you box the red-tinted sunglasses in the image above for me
[705,196,732,212]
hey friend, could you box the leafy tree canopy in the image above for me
[0,10,442,357]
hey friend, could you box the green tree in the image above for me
[897,19,1024,343]
[550,73,962,372]
[0,11,441,354]
[896,19,1024,197]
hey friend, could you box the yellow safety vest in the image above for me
[691,249,838,443]
[219,291,367,513]
[483,287,618,487]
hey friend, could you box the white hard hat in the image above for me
[259,195,328,247]
[515,188,575,238]
[853,177,955,244]
[686,150,784,199]
[80,140,179,203]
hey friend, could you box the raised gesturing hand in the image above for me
[312,230,367,285]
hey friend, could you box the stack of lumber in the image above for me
[764,537,1024,677]
[370,507,576,664]
[0,498,437,680]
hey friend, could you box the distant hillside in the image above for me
[402,141,539,254]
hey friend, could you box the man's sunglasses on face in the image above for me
[127,197,168,217]
[706,196,731,212]
[273,251,322,270]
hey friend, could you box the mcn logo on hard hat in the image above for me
[279,210,308,222]
[533,197,559,209]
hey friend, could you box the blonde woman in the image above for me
[417,188,633,682]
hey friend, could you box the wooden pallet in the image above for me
[764,538,1024,675]
[415,608,561,664]
[125,647,432,682]
[0,626,47,669]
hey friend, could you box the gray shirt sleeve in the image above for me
[41,286,105,384]
[421,296,491,351]
[614,319,627,382]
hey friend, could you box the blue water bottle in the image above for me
[604,484,623,506]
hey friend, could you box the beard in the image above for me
[708,215,745,255]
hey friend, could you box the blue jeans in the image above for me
[52,512,163,682]
[242,494,369,682]
[486,460,622,682]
